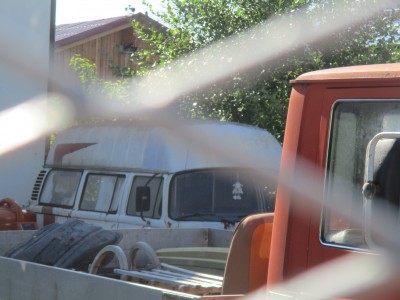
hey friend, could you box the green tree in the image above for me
[90,1,400,142]
[69,55,131,99]
[69,55,134,124]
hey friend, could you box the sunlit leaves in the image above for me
[116,1,400,142]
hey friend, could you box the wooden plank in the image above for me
[96,38,101,76]
[150,269,222,286]
[115,268,221,295]
[161,263,223,281]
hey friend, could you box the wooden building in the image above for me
[55,13,160,80]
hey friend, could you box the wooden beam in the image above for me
[96,38,101,76]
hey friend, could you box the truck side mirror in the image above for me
[136,186,151,212]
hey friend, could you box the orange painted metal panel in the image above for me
[268,84,306,285]
[271,64,400,295]
[249,221,273,291]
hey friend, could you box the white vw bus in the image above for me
[28,121,281,230]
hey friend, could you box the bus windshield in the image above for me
[169,169,276,223]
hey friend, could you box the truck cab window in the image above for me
[39,170,81,207]
[322,100,400,249]
[169,169,275,222]
[80,174,124,213]
[126,176,163,219]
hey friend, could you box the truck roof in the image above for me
[45,121,282,173]
[291,63,400,84]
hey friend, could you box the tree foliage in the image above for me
[69,55,134,125]
[72,1,400,142]
[121,0,400,142]
[70,55,131,99]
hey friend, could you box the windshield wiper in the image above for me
[175,213,217,221]
[175,213,243,225]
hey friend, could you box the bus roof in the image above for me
[46,121,282,173]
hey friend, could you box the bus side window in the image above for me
[80,174,124,213]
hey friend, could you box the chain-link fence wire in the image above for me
[1,0,400,299]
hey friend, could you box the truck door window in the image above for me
[126,176,163,219]
[39,170,81,207]
[169,169,275,222]
[322,100,400,249]
[80,174,124,213]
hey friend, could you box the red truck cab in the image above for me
[266,63,400,297]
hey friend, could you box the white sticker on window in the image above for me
[232,181,243,200]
